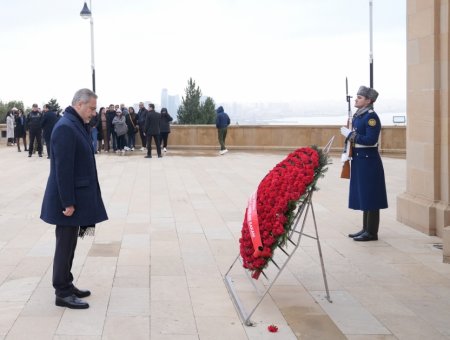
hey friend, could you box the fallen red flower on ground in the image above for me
[268,324,279,332]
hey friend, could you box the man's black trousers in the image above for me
[147,134,161,156]
[28,128,42,155]
[53,225,79,297]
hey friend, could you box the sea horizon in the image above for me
[235,112,407,126]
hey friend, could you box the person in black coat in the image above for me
[95,107,104,152]
[41,104,59,158]
[137,102,148,150]
[27,104,43,157]
[126,107,138,150]
[88,111,101,154]
[14,108,27,152]
[159,107,173,152]
[144,103,162,158]
[40,88,108,309]
[105,104,117,152]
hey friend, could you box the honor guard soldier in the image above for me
[340,86,388,241]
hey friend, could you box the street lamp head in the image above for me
[80,2,91,19]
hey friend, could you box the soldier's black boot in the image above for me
[354,210,379,241]
[348,211,368,238]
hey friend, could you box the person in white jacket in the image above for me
[6,111,15,146]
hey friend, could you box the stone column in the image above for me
[397,0,450,237]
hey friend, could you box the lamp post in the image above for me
[80,1,96,93]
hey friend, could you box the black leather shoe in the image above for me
[55,294,89,309]
[348,229,365,238]
[145,155,152,158]
[353,231,378,242]
[73,287,91,298]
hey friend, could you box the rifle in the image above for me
[340,77,352,179]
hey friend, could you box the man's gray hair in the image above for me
[72,88,97,106]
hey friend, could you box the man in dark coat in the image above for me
[41,104,59,158]
[144,103,162,158]
[106,104,117,152]
[341,86,388,242]
[215,106,230,155]
[137,102,148,150]
[27,104,43,157]
[41,88,108,309]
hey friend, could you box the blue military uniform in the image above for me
[343,86,387,242]
[348,108,388,211]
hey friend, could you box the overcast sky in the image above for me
[1,0,406,110]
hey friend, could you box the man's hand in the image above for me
[63,205,75,217]
[341,153,350,163]
[340,126,352,138]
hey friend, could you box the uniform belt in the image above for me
[354,143,378,148]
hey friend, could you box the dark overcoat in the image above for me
[14,115,26,137]
[348,108,388,211]
[160,112,173,133]
[40,106,108,226]
[144,110,161,136]
[41,110,59,142]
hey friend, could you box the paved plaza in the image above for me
[0,145,449,339]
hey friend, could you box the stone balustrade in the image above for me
[0,124,406,156]
[166,124,405,156]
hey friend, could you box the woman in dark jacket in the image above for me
[126,107,138,150]
[160,108,173,152]
[14,109,27,152]
[95,107,104,153]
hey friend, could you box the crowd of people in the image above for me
[92,102,173,158]
[5,102,176,158]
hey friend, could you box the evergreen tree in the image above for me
[199,97,216,124]
[177,78,216,124]
[47,98,61,113]
[0,100,25,123]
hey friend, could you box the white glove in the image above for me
[341,153,349,163]
[340,126,352,138]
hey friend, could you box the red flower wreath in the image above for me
[239,146,327,279]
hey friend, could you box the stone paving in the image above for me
[0,145,449,339]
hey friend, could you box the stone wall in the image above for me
[397,0,450,237]
[0,123,406,156]
[165,125,405,156]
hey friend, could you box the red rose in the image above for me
[268,325,278,332]
[240,148,325,278]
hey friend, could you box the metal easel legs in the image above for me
[224,192,332,326]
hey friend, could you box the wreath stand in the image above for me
[224,137,335,326]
